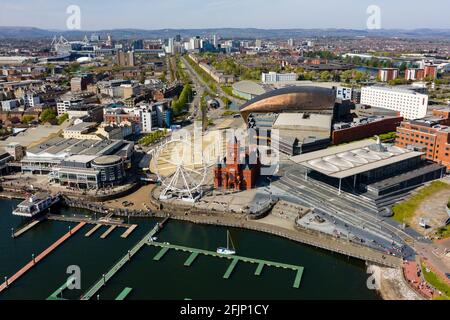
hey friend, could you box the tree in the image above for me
[172,84,192,116]
[159,71,167,82]
[57,113,69,125]
[320,71,331,82]
[22,115,35,125]
[40,109,57,123]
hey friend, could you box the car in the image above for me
[446,273,450,280]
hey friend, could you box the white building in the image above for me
[57,98,83,116]
[134,106,158,133]
[1,99,20,111]
[261,72,297,84]
[360,86,429,120]
[23,92,40,109]
[166,38,175,55]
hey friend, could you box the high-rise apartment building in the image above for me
[378,68,399,82]
[116,50,135,67]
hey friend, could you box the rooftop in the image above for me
[273,113,332,130]
[64,122,97,133]
[291,139,424,179]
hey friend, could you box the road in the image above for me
[179,56,206,119]
[181,55,245,110]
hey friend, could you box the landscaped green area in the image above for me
[138,129,168,146]
[222,110,239,117]
[421,261,450,300]
[203,53,265,81]
[172,84,193,116]
[377,132,397,142]
[392,181,450,224]
[176,56,191,84]
[221,85,245,101]
[436,225,450,239]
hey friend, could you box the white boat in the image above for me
[12,193,60,218]
[217,230,236,255]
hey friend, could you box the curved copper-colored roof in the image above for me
[240,86,335,121]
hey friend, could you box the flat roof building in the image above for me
[291,139,444,197]
[21,137,134,176]
[360,86,429,120]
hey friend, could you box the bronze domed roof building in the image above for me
[239,86,336,121]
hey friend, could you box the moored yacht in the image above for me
[12,193,60,218]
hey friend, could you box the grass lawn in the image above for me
[222,110,239,116]
[421,261,450,300]
[392,181,450,224]
[220,85,246,101]
[435,225,450,239]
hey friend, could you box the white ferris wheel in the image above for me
[154,138,208,203]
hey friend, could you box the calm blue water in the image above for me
[0,199,379,300]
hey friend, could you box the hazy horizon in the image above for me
[0,0,449,31]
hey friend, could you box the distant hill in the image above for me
[1,26,450,40]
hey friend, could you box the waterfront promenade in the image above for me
[0,222,86,293]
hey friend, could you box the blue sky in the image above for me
[0,0,449,30]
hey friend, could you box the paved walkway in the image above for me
[0,222,86,293]
[414,239,450,286]
[403,261,435,299]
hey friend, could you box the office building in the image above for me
[71,74,94,92]
[1,99,20,111]
[395,109,450,169]
[360,86,429,120]
[261,72,297,83]
[57,97,84,116]
[23,92,40,109]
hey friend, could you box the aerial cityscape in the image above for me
[0,0,449,308]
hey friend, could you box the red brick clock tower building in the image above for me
[214,138,261,191]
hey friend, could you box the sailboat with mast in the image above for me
[217,230,236,255]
